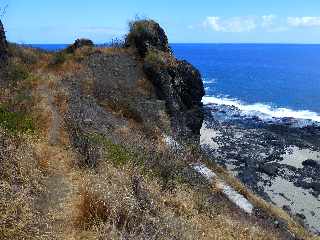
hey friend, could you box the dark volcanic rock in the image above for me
[124,20,205,140]
[126,19,205,140]
[65,38,94,53]
[125,20,171,57]
[302,159,320,168]
[258,163,279,176]
[201,105,320,233]
[0,20,8,64]
[144,59,205,140]
[282,205,291,213]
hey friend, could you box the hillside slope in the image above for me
[0,19,318,240]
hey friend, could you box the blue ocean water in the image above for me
[171,44,320,122]
[29,44,68,52]
[30,43,320,122]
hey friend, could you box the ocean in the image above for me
[172,44,320,123]
[31,43,320,123]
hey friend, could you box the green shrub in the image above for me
[87,133,184,188]
[6,63,29,83]
[129,20,149,34]
[104,139,134,165]
[145,50,166,66]
[88,133,136,166]
[8,44,41,65]
[50,52,67,66]
[0,106,35,134]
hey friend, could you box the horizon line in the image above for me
[20,42,320,46]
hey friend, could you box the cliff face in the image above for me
[126,20,205,141]
[143,59,204,140]
[0,20,8,64]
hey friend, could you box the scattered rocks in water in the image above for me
[282,205,291,213]
[258,163,279,176]
[201,104,320,233]
[302,159,320,168]
[296,213,306,220]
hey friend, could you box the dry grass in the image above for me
[0,44,318,240]
[97,46,134,55]
[64,161,286,240]
[0,130,46,240]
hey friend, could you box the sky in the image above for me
[2,0,320,44]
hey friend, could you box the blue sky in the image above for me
[2,0,320,44]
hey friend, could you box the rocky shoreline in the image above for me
[201,103,320,234]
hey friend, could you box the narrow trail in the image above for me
[47,85,62,146]
[35,74,82,239]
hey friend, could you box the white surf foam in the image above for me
[203,78,217,84]
[202,96,320,123]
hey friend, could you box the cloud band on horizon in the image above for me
[200,15,320,33]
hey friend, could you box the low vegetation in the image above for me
[144,49,167,66]
[50,51,67,66]
[0,106,35,133]
[0,129,45,239]
[0,20,317,240]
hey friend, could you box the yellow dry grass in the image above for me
[0,45,318,240]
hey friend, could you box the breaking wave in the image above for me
[202,96,320,123]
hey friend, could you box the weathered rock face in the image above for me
[0,20,8,64]
[125,20,171,57]
[144,59,205,140]
[65,38,94,53]
[125,20,205,141]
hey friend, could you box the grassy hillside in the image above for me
[0,21,318,240]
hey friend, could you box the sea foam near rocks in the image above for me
[203,96,320,126]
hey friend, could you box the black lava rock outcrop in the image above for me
[0,20,8,64]
[125,20,171,57]
[65,38,94,53]
[126,20,205,140]
[302,159,320,168]
[143,60,204,140]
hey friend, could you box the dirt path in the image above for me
[35,74,82,239]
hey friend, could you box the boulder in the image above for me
[125,20,171,57]
[258,163,279,176]
[0,20,8,64]
[302,159,320,168]
[65,38,94,53]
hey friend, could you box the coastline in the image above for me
[201,103,320,234]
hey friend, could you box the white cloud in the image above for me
[287,17,320,28]
[203,17,224,31]
[261,15,288,32]
[203,16,257,32]
[262,15,276,28]
[200,15,320,33]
